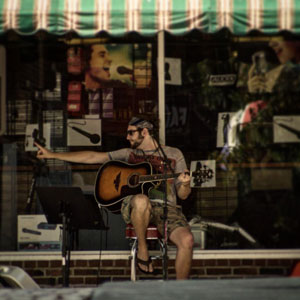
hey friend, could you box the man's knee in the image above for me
[184,231,194,249]
[170,227,194,249]
[131,194,151,212]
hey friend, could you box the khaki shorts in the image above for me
[121,196,190,236]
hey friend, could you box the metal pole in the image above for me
[158,30,166,145]
[157,30,168,280]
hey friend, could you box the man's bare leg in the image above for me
[130,194,153,273]
[169,227,194,279]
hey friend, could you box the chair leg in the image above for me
[159,238,168,280]
[130,239,137,281]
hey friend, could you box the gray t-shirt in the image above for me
[108,146,187,205]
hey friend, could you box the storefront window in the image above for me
[165,32,300,249]
[1,32,300,251]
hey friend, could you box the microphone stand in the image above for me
[26,33,48,214]
[154,137,175,281]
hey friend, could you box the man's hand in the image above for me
[35,142,53,160]
[247,64,267,94]
[177,170,191,200]
[178,170,191,186]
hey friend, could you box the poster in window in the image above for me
[84,44,152,90]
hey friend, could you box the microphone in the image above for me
[71,126,101,144]
[117,66,133,75]
[252,51,268,75]
[32,129,46,146]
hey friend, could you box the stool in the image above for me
[125,224,166,281]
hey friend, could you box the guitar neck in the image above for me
[139,172,181,183]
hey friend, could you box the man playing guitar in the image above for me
[35,117,193,279]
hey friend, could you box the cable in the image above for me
[96,207,109,285]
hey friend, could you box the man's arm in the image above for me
[176,171,191,200]
[35,142,109,164]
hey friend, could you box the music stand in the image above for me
[36,186,108,287]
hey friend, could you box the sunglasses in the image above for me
[126,129,141,136]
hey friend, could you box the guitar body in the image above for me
[94,160,153,213]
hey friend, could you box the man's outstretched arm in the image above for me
[35,142,109,164]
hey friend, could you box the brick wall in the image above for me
[1,253,298,287]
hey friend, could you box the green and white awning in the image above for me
[0,0,300,37]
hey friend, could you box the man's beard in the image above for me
[130,135,144,149]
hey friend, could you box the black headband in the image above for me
[128,117,154,130]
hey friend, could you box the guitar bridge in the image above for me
[114,172,121,191]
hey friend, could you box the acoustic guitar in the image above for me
[94,160,181,213]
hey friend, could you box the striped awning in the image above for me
[0,0,300,37]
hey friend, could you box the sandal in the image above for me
[136,256,155,274]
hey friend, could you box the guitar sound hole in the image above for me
[128,173,140,187]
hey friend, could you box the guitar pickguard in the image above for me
[113,171,121,192]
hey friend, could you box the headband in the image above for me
[128,117,154,130]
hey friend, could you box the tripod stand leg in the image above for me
[25,176,37,214]
[61,214,70,287]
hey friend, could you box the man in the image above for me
[35,117,194,279]
[85,44,112,90]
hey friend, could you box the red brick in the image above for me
[279,259,293,266]
[75,260,88,267]
[260,268,285,275]
[85,277,99,285]
[89,260,101,267]
[216,259,229,266]
[167,268,176,274]
[114,260,129,267]
[153,260,162,267]
[10,261,23,267]
[111,276,132,281]
[267,259,280,266]
[100,269,124,275]
[203,260,216,266]
[229,259,241,266]
[90,277,111,284]
[24,261,36,268]
[167,260,175,267]
[233,268,258,275]
[69,277,84,285]
[37,261,49,267]
[101,260,113,267]
[46,269,62,276]
[50,260,61,267]
[74,269,98,276]
[124,269,132,275]
[254,259,266,266]
[26,269,44,277]
[207,268,232,275]
[35,277,57,287]
[190,268,205,275]
[242,260,253,266]
[192,260,204,266]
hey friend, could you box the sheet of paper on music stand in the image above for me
[25,123,51,152]
[273,115,300,143]
[190,160,216,188]
[67,118,101,146]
